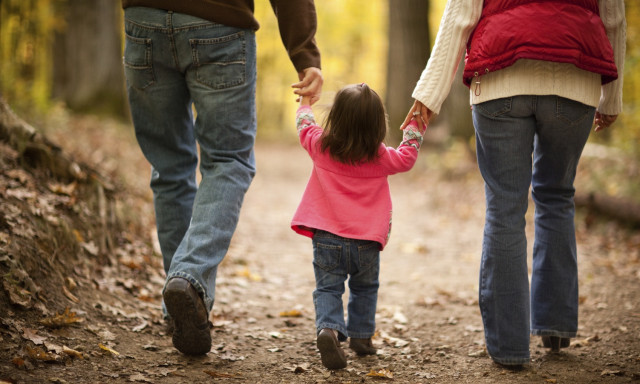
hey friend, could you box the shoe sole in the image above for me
[164,285,211,356]
[349,344,377,356]
[317,332,347,370]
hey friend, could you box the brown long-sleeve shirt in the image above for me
[121,0,321,72]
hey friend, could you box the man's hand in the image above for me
[292,67,323,105]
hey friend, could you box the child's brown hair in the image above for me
[320,83,387,164]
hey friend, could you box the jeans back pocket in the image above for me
[357,242,380,269]
[190,31,246,90]
[313,242,342,272]
[123,34,154,90]
[475,97,512,118]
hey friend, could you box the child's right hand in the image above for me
[407,118,427,135]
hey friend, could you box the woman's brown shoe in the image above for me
[541,336,570,352]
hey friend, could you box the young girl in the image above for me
[292,83,426,370]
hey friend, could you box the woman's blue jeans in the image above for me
[123,7,257,312]
[312,231,381,340]
[472,95,595,365]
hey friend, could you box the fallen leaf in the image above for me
[366,368,394,379]
[279,310,302,317]
[3,278,32,308]
[468,349,487,357]
[393,311,408,324]
[39,307,83,328]
[132,320,148,333]
[234,267,262,282]
[269,332,283,339]
[128,373,153,382]
[203,370,242,378]
[22,328,46,345]
[142,344,159,351]
[44,342,64,354]
[99,343,120,356]
[601,370,623,376]
[81,242,99,257]
[11,357,26,368]
[26,345,58,362]
[65,277,77,291]
[286,363,310,373]
[62,285,79,303]
[72,229,84,243]
[62,346,83,359]
[48,181,76,196]
[99,330,117,342]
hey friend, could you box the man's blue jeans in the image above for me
[472,95,595,365]
[123,7,257,312]
[312,231,381,340]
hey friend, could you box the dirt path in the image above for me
[1,141,638,383]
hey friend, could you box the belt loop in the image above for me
[166,10,173,28]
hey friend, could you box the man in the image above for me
[121,0,322,355]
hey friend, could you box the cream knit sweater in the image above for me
[412,0,626,116]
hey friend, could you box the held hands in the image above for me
[300,95,312,106]
[594,112,617,132]
[401,99,432,133]
[292,67,323,106]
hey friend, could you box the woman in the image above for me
[403,0,626,367]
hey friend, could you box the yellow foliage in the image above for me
[254,0,387,139]
[0,0,63,112]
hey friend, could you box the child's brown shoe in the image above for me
[349,337,377,355]
[317,329,347,369]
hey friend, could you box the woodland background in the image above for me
[1,0,639,204]
[0,2,639,382]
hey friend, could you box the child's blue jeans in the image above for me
[312,230,380,340]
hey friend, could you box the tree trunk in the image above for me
[52,0,126,116]
[438,57,475,143]
[386,0,430,144]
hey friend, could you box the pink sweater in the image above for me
[291,105,422,249]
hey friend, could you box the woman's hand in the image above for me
[401,99,432,132]
[594,112,617,132]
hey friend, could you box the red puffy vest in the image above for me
[463,0,618,87]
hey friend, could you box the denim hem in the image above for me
[316,322,347,340]
[346,330,375,339]
[531,329,576,338]
[489,354,530,366]
[165,272,213,311]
